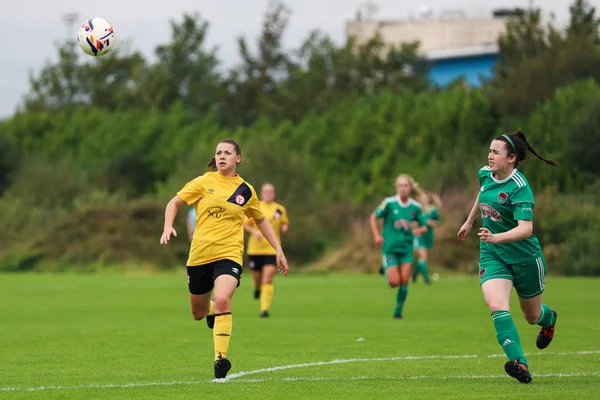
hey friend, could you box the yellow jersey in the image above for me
[177,172,264,267]
[245,201,289,256]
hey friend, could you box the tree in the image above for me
[487,0,600,117]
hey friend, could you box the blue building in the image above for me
[427,46,499,87]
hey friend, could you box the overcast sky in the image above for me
[0,0,583,117]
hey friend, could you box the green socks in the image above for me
[418,260,430,282]
[536,304,556,328]
[492,310,528,366]
[394,285,409,315]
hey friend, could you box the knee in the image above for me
[191,310,207,321]
[388,278,400,288]
[399,277,409,285]
[214,296,231,313]
[486,301,510,313]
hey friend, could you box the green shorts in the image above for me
[413,237,433,250]
[382,251,414,268]
[478,251,547,299]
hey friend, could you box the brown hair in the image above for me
[207,139,242,170]
[496,130,558,167]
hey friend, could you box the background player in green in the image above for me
[457,130,559,384]
[370,174,427,319]
[412,191,442,284]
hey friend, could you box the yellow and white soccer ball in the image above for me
[77,18,115,56]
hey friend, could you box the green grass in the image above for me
[1,272,599,399]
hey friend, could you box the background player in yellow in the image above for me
[244,183,289,318]
[457,130,558,384]
[160,139,289,379]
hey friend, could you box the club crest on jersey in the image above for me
[479,203,502,222]
[274,210,282,219]
[235,194,245,205]
[497,192,508,204]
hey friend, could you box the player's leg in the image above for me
[394,261,412,318]
[514,256,557,350]
[411,239,420,283]
[211,260,243,379]
[416,247,431,284]
[481,262,531,383]
[248,256,263,300]
[259,256,277,317]
[187,266,215,329]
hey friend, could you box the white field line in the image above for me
[2,350,598,392]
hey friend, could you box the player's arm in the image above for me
[243,219,263,240]
[413,209,428,236]
[369,212,383,246]
[160,196,187,244]
[254,217,289,276]
[457,192,480,241]
[479,220,533,244]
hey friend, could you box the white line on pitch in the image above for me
[2,350,598,392]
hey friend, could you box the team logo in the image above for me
[479,268,486,278]
[497,192,508,204]
[274,210,282,219]
[207,188,215,195]
[410,212,416,218]
[207,206,226,218]
[235,194,245,205]
[479,203,503,222]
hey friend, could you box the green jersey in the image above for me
[478,166,542,263]
[422,205,440,244]
[374,196,426,254]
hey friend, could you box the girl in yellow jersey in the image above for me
[160,139,289,380]
[244,183,289,318]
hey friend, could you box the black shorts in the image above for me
[248,255,277,272]
[186,259,243,295]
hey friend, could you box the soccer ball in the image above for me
[77,18,115,56]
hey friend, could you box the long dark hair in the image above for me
[207,139,242,171]
[496,130,558,167]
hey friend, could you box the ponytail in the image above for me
[514,130,559,166]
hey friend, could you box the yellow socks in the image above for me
[260,283,274,312]
[214,313,232,361]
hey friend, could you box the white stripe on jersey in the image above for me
[512,173,526,188]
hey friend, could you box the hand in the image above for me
[374,234,383,247]
[413,227,426,237]
[478,227,498,244]
[281,224,289,233]
[276,250,289,276]
[160,227,177,244]
[457,220,472,242]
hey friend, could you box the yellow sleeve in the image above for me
[176,176,205,205]
[280,205,289,225]
[244,215,257,228]
[244,185,265,220]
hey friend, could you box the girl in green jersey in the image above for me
[457,130,558,384]
[370,174,427,319]
[412,192,442,284]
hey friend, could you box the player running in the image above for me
[244,183,289,318]
[457,130,558,384]
[412,191,442,284]
[370,174,427,319]
[160,139,289,379]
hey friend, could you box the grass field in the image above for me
[1,272,599,399]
